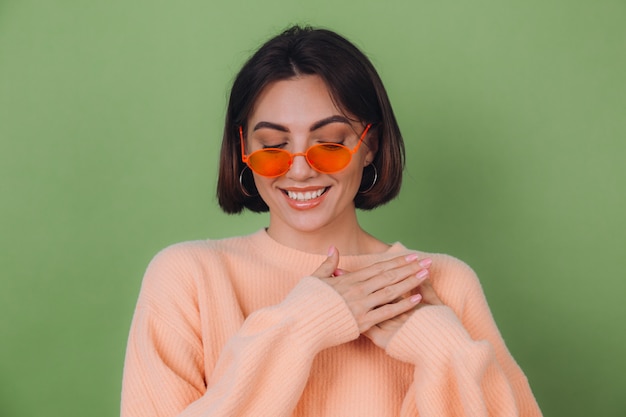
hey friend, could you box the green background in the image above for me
[1,0,625,416]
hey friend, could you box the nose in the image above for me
[286,152,316,180]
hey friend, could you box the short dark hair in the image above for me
[217,25,405,213]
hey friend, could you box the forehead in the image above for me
[248,75,345,128]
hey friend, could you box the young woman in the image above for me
[121,26,542,416]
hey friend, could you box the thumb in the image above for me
[311,245,340,279]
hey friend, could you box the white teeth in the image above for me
[286,188,326,201]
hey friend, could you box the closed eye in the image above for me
[317,143,346,152]
[316,140,344,146]
[316,142,346,151]
[262,143,288,149]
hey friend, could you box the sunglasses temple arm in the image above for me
[352,123,372,154]
[239,126,249,163]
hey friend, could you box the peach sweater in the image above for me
[121,229,542,416]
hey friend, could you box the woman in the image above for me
[121,26,542,416]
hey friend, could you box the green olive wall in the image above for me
[1,1,625,416]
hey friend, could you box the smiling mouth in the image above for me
[284,187,329,202]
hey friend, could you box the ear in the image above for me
[363,134,379,167]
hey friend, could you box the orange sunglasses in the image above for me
[240,124,372,178]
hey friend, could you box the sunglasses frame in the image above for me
[239,123,372,178]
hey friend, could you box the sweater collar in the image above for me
[248,228,409,271]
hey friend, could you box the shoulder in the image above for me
[144,240,221,280]
[138,233,261,303]
[392,243,473,276]
[397,242,477,283]
[405,248,483,309]
[147,233,260,272]
[428,252,478,283]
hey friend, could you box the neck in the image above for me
[266,212,388,256]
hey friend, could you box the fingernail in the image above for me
[327,245,335,257]
[410,294,423,303]
[405,253,419,262]
[416,269,429,280]
[418,258,432,268]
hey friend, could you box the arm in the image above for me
[384,256,542,417]
[121,245,359,417]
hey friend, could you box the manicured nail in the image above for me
[416,269,429,280]
[418,258,432,268]
[405,253,419,262]
[410,294,423,303]
[327,245,335,257]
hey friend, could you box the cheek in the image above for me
[338,165,365,191]
[251,176,273,198]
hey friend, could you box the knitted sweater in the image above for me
[121,229,542,416]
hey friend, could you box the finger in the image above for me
[311,246,340,279]
[363,326,392,350]
[418,279,443,306]
[364,309,414,345]
[361,293,422,332]
[364,308,418,349]
[365,268,429,308]
[363,326,395,349]
[363,325,385,346]
[333,268,347,277]
[359,255,431,294]
[344,253,419,284]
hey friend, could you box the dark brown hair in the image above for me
[217,25,405,213]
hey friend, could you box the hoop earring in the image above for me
[239,166,258,197]
[358,164,378,194]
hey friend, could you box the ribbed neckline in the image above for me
[246,228,409,271]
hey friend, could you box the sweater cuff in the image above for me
[281,276,360,351]
[386,305,474,367]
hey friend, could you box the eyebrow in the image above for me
[252,121,289,132]
[252,115,352,133]
[310,115,352,131]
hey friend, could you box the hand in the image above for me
[417,278,444,307]
[311,247,431,334]
[364,278,444,349]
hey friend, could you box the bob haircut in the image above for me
[217,25,405,214]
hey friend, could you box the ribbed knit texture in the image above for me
[121,229,542,416]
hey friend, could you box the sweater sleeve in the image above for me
[385,256,542,417]
[121,245,359,417]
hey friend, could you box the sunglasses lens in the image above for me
[249,149,291,177]
[247,144,352,177]
[307,144,351,173]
